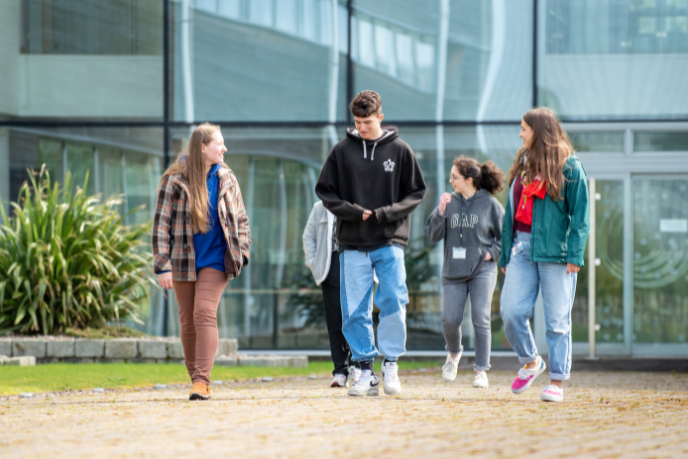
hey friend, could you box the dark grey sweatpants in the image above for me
[442,262,497,371]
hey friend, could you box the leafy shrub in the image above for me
[0,166,156,335]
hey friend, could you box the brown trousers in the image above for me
[173,268,228,385]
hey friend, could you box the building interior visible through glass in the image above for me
[0,0,686,356]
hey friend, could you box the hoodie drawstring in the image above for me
[363,141,378,161]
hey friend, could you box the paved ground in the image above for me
[1,370,687,458]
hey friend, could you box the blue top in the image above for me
[193,163,227,273]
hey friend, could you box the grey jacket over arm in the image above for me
[302,201,334,286]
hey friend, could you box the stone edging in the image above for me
[0,337,308,368]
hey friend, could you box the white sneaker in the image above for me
[473,371,489,388]
[381,360,402,396]
[348,366,361,385]
[330,374,348,388]
[540,385,564,403]
[348,370,379,397]
[441,352,461,383]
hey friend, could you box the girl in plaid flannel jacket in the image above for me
[152,123,251,400]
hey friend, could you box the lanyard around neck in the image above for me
[454,193,476,248]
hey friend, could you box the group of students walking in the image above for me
[152,90,589,404]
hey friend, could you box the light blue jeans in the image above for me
[500,231,577,381]
[340,246,408,362]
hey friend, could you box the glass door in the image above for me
[632,176,688,356]
[572,179,628,355]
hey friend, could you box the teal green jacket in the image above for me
[498,155,590,268]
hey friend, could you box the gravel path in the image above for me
[1,370,687,458]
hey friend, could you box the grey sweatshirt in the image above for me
[425,189,505,283]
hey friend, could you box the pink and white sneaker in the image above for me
[540,385,563,402]
[510,356,546,395]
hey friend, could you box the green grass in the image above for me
[0,361,440,395]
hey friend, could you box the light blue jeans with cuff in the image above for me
[340,245,408,363]
[500,231,577,381]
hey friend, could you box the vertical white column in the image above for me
[243,158,255,338]
[434,0,451,339]
[623,175,634,354]
[326,0,340,161]
[588,178,597,359]
[181,0,194,123]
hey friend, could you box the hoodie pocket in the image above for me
[443,246,483,279]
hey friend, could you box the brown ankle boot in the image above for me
[189,381,212,401]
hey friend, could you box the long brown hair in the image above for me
[453,156,505,194]
[507,107,574,201]
[161,123,222,233]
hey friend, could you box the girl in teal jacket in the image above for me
[499,107,589,403]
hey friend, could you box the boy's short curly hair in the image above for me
[349,90,382,118]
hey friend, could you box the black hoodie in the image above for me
[315,126,426,250]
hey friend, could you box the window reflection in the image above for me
[22,0,162,55]
[546,0,688,55]
[634,132,688,152]
[173,0,348,121]
[568,132,625,152]
[353,0,532,121]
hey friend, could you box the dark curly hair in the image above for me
[453,156,505,195]
[349,90,382,118]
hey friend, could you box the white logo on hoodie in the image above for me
[383,159,395,172]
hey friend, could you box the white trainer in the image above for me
[441,352,461,383]
[473,371,489,388]
[348,370,379,397]
[348,366,361,385]
[381,360,402,396]
[540,385,564,403]
[330,374,348,388]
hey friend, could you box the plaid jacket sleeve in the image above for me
[231,177,251,265]
[152,175,174,274]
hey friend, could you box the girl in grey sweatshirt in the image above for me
[426,156,505,388]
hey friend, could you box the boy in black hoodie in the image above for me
[315,91,426,397]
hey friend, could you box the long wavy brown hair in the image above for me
[507,107,574,201]
[161,123,222,234]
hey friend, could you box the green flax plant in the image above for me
[0,166,156,335]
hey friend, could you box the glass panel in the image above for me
[539,0,688,120]
[633,177,688,345]
[0,1,163,121]
[22,0,163,55]
[545,0,688,54]
[38,139,64,185]
[568,132,625,152]
[352,0,533,122]
[572,180,626,345]
[66,142,95,195]
[171,0,348,122]
[5,127,162,213]
[634,132,688,151]
[98,146,125,216]
[3,127,164,334]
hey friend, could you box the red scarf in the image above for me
[515,175,547,226]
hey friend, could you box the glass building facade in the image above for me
[1,0,687,357]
